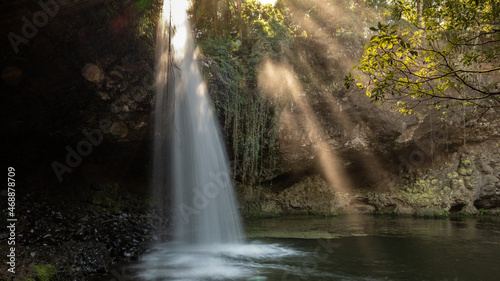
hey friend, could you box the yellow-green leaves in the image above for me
[346,0,500,115]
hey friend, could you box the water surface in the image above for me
[127,215,500,281]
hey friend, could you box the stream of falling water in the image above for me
[145,0,299,280]
[153,0,243,245]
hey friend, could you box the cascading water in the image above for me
[153,0,243,244]
[138,1,299,279]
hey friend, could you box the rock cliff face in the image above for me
[240,143,500,216]
[239,90,500,215]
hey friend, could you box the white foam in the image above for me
[134,242,303,280]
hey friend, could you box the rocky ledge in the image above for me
[239,144,500,217]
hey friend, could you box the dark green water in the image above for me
[124,215,500,281]
[244,215,500,281]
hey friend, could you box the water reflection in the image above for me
[245,216,500,281]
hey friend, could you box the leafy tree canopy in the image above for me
[346,0,500,114]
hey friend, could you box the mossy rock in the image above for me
[447,171,459,179]
[458,167,474,176]
[91,182,122,212]
[461,158,472,167]
[457,167,468,176]
[25,264,57,281]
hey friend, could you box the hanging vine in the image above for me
[188,0,292,185]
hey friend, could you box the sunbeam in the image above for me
[258,60,352,192]
[281,45,390,190]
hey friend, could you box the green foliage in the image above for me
[308,210,340,217]
[323,211,340,217]
[137,2,162,43]
[348,0,500,114]
[279,0,387,56]
[25,264,57,281]
[419,209,450,218]
[280,0,390,85]
[189,0,293,184]
[432,209,451,217]
[91,182,150,212]
[92,182,123,212]
[91,0,161,59]
[443,209,451,217]
[462,208,500,216]
[457,210,472,217]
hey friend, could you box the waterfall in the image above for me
[153,0,243,244]
[137,2,296,279]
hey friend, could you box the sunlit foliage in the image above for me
[276,0,390,92]
[188,0,293,183]
[347,0,500,114]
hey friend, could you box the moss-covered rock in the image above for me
[25,264,57,281]
[239,148,500,217]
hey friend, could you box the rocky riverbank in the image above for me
[0,191,169,281]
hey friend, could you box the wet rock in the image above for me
[98,91,111,100]
[110,121,129,138]
[110,70,124,80]
[82,64,104,83]
[0,194,160,281]
[475,174,500,209]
